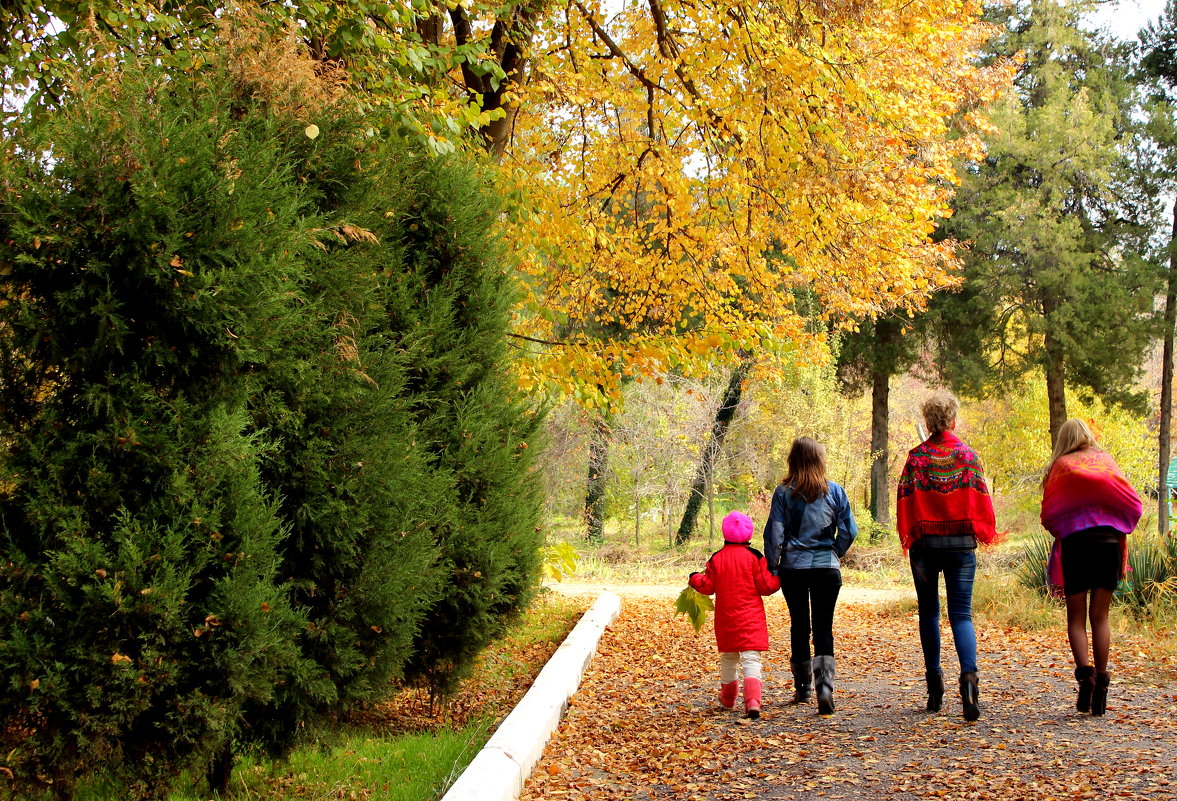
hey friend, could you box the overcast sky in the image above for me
[1086,0,1170,41]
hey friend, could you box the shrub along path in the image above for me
[521,592,1177,801]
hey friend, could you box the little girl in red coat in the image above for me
[689,510,781,718]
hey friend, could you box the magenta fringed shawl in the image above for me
[1040,448,1140,592]
[1040,449,1141,538]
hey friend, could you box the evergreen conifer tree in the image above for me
[1,22,547,795]
[941,0,1158,444]
[1140,1,1177,532]
[0,52,311,799]
[394,154,546,697]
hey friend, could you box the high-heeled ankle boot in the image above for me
[1074,665,1095,713]
[959,671,980,721]
[1091,672,1111,716]
[790,658,812,704]
[926,669,945,712]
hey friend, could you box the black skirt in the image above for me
[1060,527,1123,596]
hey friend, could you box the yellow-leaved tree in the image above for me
[506,0,1012,404]
[3,0,1013,541]
[391,0,1015,540]
[2,1,1012,397]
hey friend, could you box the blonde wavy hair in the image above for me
[921,390,959,436]
[1042,418,1101,487]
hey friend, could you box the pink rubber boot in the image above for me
[743,677,762,719]
[719,681,739,709]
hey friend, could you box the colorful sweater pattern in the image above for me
[896,430,997,552]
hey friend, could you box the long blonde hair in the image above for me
[1042,418,1102,487]
[782,436,829,503]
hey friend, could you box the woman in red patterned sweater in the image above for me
[896,390,999,721]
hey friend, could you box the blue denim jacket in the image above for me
[762,482,857,573]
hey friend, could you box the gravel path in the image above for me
[522,594,1177,801]
[545,582,912,604]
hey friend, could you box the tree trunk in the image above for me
[585,413,610,544]
[634,484,641,546]
[50,774,76,801]
[707,466,715,544]
[1042,298,1068,446]
[1160,199,1177,535]
[869,364,891,534]
[675,358,754,545]
[207,744,234,796]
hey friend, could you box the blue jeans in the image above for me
[909,548,977,674]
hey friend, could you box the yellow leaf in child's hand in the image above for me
[674,587,713,632]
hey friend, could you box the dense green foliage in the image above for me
[942,0,1160,442]
[0,54,315,799]
[0,25,542,799]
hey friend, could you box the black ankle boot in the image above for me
[925,670,944,712]
[790,658,812,704]
[959,671,980,721]
[1091,672,1110,716]
[1074,665,1095,713]
[813,655,836,715]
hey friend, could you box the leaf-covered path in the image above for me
[522,593,1177,801]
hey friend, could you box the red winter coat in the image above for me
[689,543,780,652]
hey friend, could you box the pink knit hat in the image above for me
[722,511,754,543]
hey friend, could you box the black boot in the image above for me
[1074,665,1095,713]
[1091,672,1111,716]
[814,655,836,715]
[959,671,980,721]
[925,670,945,713]
[790,658,812,704]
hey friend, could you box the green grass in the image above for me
[190,727,490,801]
[50,593,587,801]
[69,727,492,801]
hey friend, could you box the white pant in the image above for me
[719,650,763,683]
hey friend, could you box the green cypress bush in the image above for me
[393,158,546,697]
[0,58,311,798]
[237,139,447,763]
[0,19,547,795]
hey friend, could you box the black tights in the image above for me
[781,568,842,658]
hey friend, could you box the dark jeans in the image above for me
[910,547,977,674]
[781,568,842,659]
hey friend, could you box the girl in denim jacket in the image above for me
[763,436,857,715]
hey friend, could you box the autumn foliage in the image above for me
[503,0,1014,403]
[1,2,1014,407]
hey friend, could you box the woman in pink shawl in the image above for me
[1040,419,1141,716]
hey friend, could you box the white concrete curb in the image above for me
[440,590,622,801]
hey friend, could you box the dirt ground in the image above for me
[522,589,1177,801]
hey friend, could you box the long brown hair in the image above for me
[783,436,828,503]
